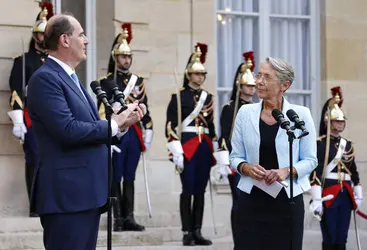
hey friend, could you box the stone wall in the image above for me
[322,0,367,194]
[113,0,216,161]
[0,0,40,216]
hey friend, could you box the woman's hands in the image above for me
[241,163,296,185]
[240,163,267,181]
[264,168,289,184]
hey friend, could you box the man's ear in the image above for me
[281,81,291,92]
[60,34,70,48]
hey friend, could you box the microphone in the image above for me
[271,109,291,131]
[104,80,127,109]
[90,81,111,109]
[286,109,309,138]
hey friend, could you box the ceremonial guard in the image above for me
[99,23,153,232]
[165,43,217,246]
[309,86,363,250]
[217,51,256,241]
[8,2,53,217]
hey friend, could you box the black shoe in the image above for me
[113,218,124,232]
[182,231,195,246]
[193,229,212,246]
[29,212,38,218]
[123,217,145,231]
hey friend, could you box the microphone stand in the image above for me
[287,129,296,250]
[106,104,127,250]
[287,127,308,250]
[105,104,114,250]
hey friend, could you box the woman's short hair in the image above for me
[266,57,294,85]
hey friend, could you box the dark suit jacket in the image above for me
[27,58,110,215]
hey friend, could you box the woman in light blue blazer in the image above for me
[230,57,317,250]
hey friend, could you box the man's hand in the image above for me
[112,101,146,130]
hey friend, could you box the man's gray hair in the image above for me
[266,57,295,84]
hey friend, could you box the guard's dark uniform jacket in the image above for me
[310,134,360,246]
[98,71,153,181]
[9,50,47,126]
[311,135,359,207]
[9,49,47,206]
[166,86,216,163]
[219,99,251,154]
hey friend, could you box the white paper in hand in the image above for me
[252,179,283,198]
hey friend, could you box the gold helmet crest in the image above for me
[324,86,346,122]
[238,51,255,86]
[185,43,208,78]
[32,2,53,33]
[112,23,133,57]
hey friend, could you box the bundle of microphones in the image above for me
[90,80,128,115]
[272,109,309,139]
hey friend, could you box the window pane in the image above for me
[271,0,310,15]
[270,18,310,94]
[217,91,232,111]
[217,0,259,12]
[217,15,259,89]
[284,94,311,108]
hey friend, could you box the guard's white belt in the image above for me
[326,172,351,181]
[181,126,209,134]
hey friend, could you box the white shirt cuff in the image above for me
[116,128,128,139]
[111,119,119,136]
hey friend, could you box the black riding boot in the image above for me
[180,193,195,246]
[25,163,37,217]
[322,243,337,250]
[192,194,212,245]
[122,180,145,231]
[112,181,124,231]
[335,244,346,250]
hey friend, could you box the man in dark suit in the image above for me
[27,13,146,250]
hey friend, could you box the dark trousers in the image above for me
[180,140,212,195]
[40,209,100,250]
[112,129,141,182]
[23,127,38,213]
[321,190,352,245]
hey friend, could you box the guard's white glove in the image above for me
[212,165,232,181]
[212,141,219,152]
[354,185,363,210]
[173,154,184,171]
[8,110,27,142]
[310,185,323,220]
[220,165,232,177]
[144,129,154,151]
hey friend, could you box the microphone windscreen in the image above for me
[271,109,283,121]
[104,79,118,91]
[286,109,297,121]
[90,81,100,93]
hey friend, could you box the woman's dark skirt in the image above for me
[234,187,304,250]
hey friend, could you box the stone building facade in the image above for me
[0,0,365,223]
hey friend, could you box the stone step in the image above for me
[0,224,228,250]
[0,213,182,233]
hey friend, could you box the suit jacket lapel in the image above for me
[46,59,96,120]
[80,85,99,120]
